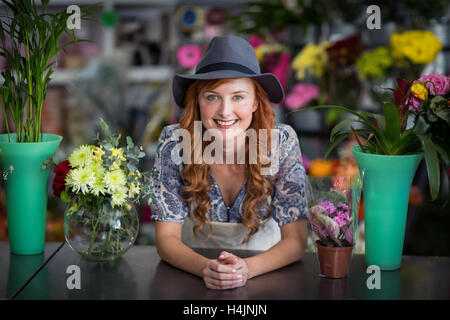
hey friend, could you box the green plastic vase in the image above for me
[0,134,62,255]
[351,146,423,270]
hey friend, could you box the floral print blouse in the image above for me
[150,123,308,226]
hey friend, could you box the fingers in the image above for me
[203,275,244,289]
[218,251,240,265]
[207,259,237,273]
[202,258,247,290]
[204,261,241,280]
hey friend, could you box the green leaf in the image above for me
[293,105,389,154]
[417,134,440,201]
[390,130,421,155]
[382,101,401,148]
[412,115,430,135]
[60,190,72,203]
[330,118,358,141]
[429,96,450,123]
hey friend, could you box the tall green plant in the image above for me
[0,0,97,142]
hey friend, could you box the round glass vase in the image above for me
[63,196,139,261]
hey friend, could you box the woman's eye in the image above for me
[233,95,244,101]
[206,95,218,101]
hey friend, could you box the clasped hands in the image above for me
[202,251,249,290]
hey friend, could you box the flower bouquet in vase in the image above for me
[52,118,153,261]
[307,175,361,278]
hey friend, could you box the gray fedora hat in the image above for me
[172,35,285,108]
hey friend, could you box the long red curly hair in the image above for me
[179,78,278,243]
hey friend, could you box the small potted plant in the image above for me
[307,175,361,279]
[52,118,153,261]
[0,0,97,255]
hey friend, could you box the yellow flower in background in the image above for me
[309,159,334,177]
[356,46,393,81]
[292,42,329,80]
[411,83,428,101]
[390,30,442,65]
[254,47,263,61]
[254,43,288,62]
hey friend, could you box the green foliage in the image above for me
[293,100,446,200]
[0,0,99,142]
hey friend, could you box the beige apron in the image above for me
[182,214,281,251]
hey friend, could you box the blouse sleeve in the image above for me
[271,124,308,226]
[150,125,189,223]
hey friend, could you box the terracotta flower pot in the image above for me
[315,241,353,279]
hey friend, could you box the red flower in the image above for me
[52,160,71,197]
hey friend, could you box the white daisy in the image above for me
[111,187,128,208]
[68,145,93,168]
[103,169,127,194]
[66,167,95,194]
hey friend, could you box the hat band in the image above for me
[196,62,256,75]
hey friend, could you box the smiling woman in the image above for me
[150,35,309,290]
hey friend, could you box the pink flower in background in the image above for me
[416,73,450,96]
[406,73,450,112]
[301,155,310,172]
[406,94,422,112]
[272,52,291,91]
[177,44,202,69]
[248,34,264,48]
[284,83,320,110]
[317,200,336,216]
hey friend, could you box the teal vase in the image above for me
[351,146,423,270]
[0,134,62,255]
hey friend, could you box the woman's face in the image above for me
[198,78,258,140]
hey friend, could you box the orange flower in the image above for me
[410,83,428,101]
[309,159,334,177]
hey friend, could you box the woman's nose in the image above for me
[217,98,234,118]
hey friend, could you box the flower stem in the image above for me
[87,202,103,255]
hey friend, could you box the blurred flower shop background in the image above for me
[0,0,449,256]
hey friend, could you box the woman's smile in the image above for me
[213,119,239,129]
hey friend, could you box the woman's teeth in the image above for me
[215,119,238,126]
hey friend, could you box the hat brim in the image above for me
[172,70,285,108]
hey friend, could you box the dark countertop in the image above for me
[6,242,450,300]
[0,242,64,299]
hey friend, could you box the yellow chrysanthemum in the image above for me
[68,145,93,168]
[390,30,442,65]
[292,42,330,80]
